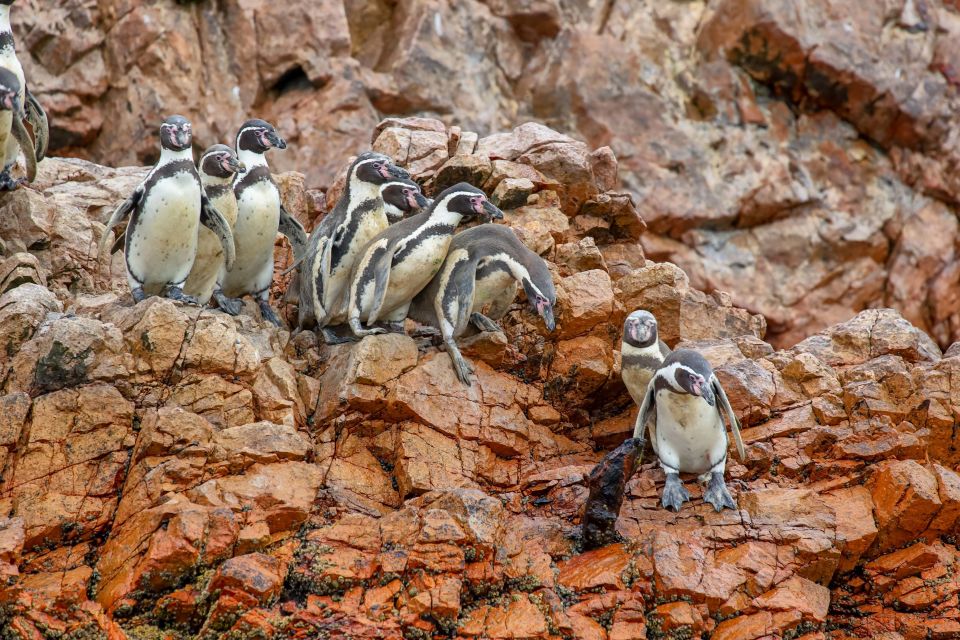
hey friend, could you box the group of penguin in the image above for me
[0,0,745,513]
[94,115,557,389]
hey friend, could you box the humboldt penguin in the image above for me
[0,0,46,189]
[347,182,504,340]
[296,152,410,343]
[382,178,430,222]
[633,349,745,512]
[182,145,245,304]
[408,223,555,385]
[214,119,307,326]
[97,115,236,303]
[621,310,671,446]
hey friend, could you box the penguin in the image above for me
[621,310,671,443]
[347,182,504,340]
[182,145,245,304]
[633,349,745,512]
[214,119,307,326]
[408,223,555,385]
[0,0,46,190]
[382,178,430,222]
[296,152,410,343]
[97,115,236,304]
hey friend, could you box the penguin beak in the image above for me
[175,128,191,149]
[628,319,653,344]
[538,300,556,332]
[480,199,504,221]
[267,130,287,150]
[224,156,245,174]
[385,163,410,180]
[412,191,429,209]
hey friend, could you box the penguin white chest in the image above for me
[383,234,451,311]
[655,390,726,474]
[127,171,201,289]
[222,182,280,293]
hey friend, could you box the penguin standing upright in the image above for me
[183,145,245,304]
[408,223,555,384]
[0,0,47,189]
[97,115,236,303]
[347,183,504,340]
[296,152,410,343]
[621,310,671,440]
[215,119,307,325]
[633,349,745,512]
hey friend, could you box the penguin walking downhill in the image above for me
[97,115,236,304]
[183,145,245,304]
[296,152,410,343]
[0,0,47,189]
[346,182,504,340]
[408,223,556,385]
[215,119,307,326]
[633,349,746,512]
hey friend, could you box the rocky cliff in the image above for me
[3,1,960,639]
[0,117,957,640]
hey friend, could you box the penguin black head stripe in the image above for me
[0,67,19,112]
[623,310,659,349]
[353,152,411,185]
[159,115,193,152]
[200,144,244,179]
[236,119,286,153]
[381,178,430,221]
[438,183,504,222]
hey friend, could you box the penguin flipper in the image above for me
[632,380,655,446]
[361,241,394,325]
[24,88,48,162]
[201,194,237,271]
[279,205,308,260]
[110,230,125,255]
[10,107,37,183]
[713,376,745,461]
[98,187,142,257]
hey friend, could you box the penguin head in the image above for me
[623,310,659,348]
[237,119,286,154]
[380,178,430,222]
[437,183,504,223]
[0,68,20,113]
[664,350,715,405]
[200,144,245,179]
[521,273,556,332]
[160,115,193,152]
[352,152,411,186]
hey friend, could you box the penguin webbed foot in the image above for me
[213,291,244,316]
[349,317,387,338]
[448,345,475,386]
[384,321,406,334]
[470,312,501,333]
[703,472,736,512]
[411,326,441,339]
[165,286,200,306]
[258,300,283,327]
[660,473,690,512]
[0,169,25,191]
[321,326,358,345]
[131,287,147,303]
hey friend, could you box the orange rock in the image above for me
[557,544,631,591]
[869,460,942,554]
[208,553,283,605]
[653,601,704,634]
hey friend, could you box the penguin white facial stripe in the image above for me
[653,362,689,393]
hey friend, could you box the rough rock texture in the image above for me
[13,0,960,352]
[0,116,958,639]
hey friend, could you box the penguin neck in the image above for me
[622,336,661,358]
[238,149,269,172]
[0,8,10,36]
[427,206,463,228]
[348,177,382,213]
[159,147,194,165]
[200,173,233,188]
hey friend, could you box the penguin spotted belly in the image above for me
[378,235,450,318]
[655,391,727,475]
[221,184,279,296]
[127,172,201,292]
